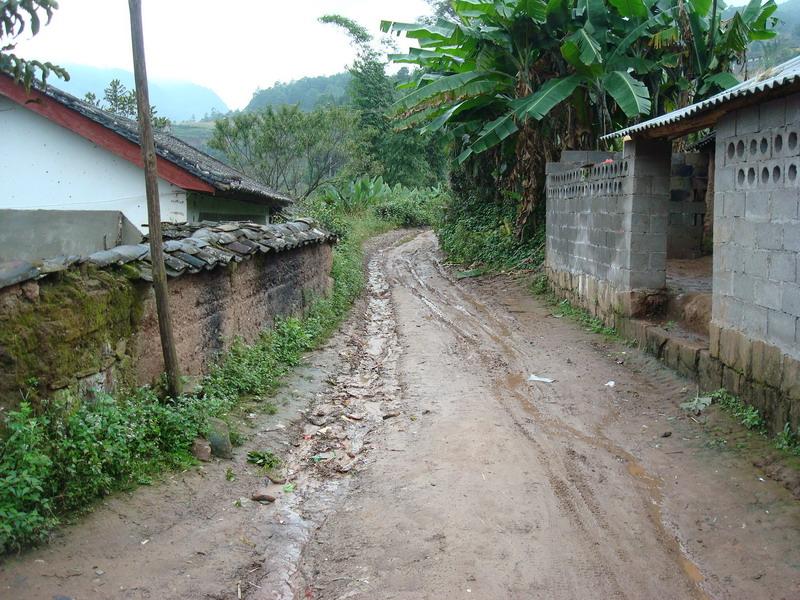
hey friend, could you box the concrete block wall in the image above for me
[546,139,672,323]
[546,152,627,289]
[668,153,709,259]
[714,98,800,362]
[709,96,800,431]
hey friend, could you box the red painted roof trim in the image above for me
[0,75,215,194]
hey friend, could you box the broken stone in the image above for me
[251,489,276,503]
[191,438,212,462]
[265,470,286,485]
[382,411,401,420]
[207,418,233,459]
[345,413,364,421]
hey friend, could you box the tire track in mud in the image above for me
[387,230,708,600]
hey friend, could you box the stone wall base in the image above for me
[546,266,799,435]
[545,266,667,327]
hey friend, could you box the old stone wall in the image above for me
[134,243,332,383]
[0,242,334,411]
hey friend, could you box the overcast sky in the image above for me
[13,1,433,109]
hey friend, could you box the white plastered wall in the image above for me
[0,95,186,231]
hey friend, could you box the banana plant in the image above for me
[382,0,777,230]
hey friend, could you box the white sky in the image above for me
[13,1,433,110]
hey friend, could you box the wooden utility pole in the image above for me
[128,0,182,397]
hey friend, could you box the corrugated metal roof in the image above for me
[604,54,800,140]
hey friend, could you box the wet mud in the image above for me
[2,229,799,600]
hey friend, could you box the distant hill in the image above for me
[728,0,800,68]
[245,72,351,112]
[57,64,229,122]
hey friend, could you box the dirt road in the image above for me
[2,229,799,599]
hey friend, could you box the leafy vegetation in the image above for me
[1,0,68,86]
[682,389,800,455]
[246,450,282,471]
[245,72,352,112]
[383,0,778,234]
[437,178,544,270]
[84,78,170,130]
[209,105,357,199]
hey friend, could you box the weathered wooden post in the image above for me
[128,0,182,397]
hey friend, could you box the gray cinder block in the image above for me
[754,280,783,311]
[782,283,800,316]
[736,105,760,135]
[769,252,797,283]
[767,309,797,349]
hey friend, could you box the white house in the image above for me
[0,73,291,261]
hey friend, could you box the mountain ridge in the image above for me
[56,64,229,122]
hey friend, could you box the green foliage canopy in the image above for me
[382,0,778,229]
[0,0,67,87]
[84,79,171,130]
[209,105,358,199]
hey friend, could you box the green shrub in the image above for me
[0,404,56,552]
[711,389,764,430]
[436,190,545,270]
[373,186,446,227]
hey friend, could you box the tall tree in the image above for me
[320,13,448,187]
[85,79,171,130]
[209,105,357,199]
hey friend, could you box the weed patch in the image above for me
[436,190,544,271]
[685,389,800,456]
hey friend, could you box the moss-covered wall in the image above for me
[0,241,335,412]
[0,268,144,411]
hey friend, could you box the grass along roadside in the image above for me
[530,274,620,340]
[0,207,398,554]
[683,389,800,458]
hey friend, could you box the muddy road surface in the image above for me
[2,229,799,600]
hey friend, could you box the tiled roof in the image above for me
[0,219,334,290]
[604,55,800,140]
[33,82,293,207]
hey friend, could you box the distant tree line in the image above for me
[208,14,449,199]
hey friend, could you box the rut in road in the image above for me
[298,230,800,600]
